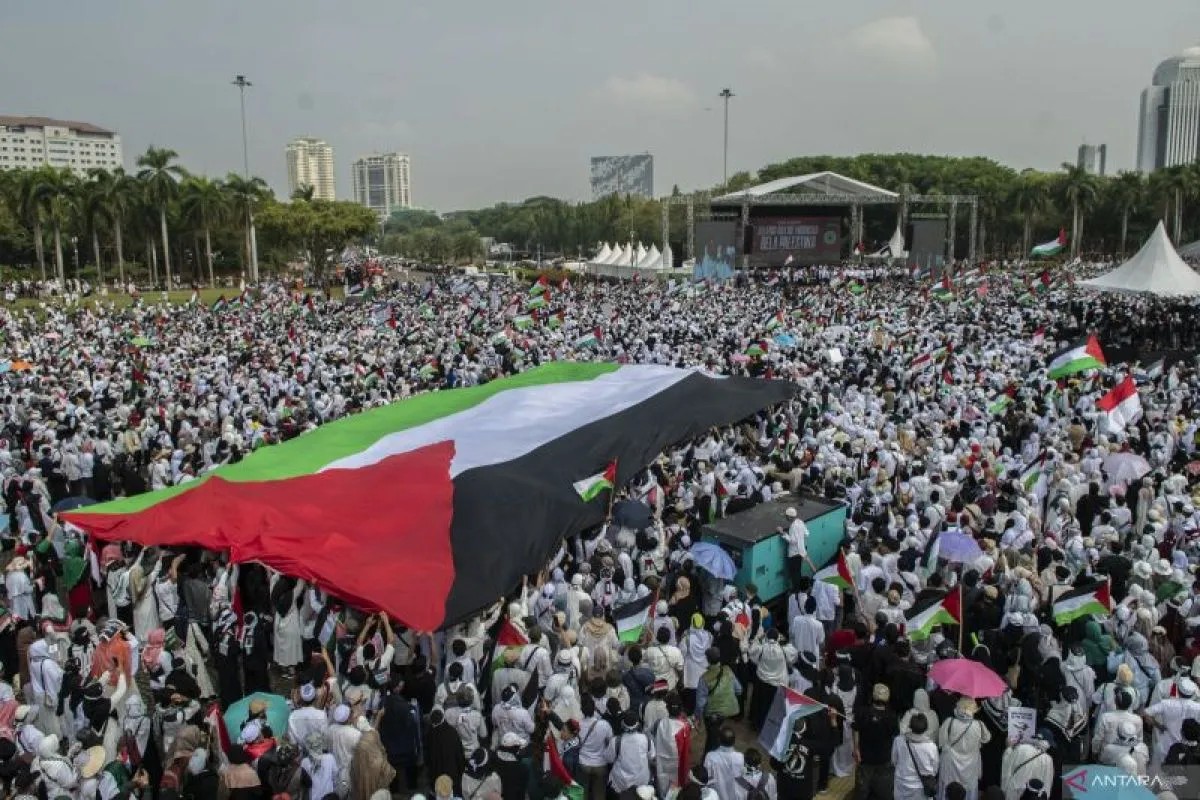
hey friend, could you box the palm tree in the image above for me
[1010,172,1050,255]
[14,169,48,280]
[180,176,228,287]
[224,173,270,282]
[1056,163,1099,258]
[92,168,137,287]
[1107,171,1145,256]
[79,171,111,283]
[136,146,184,289]
[291,184,315,202]
[32,168,76,282]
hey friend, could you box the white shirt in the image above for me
[577,715,614,768]
[783,517,809,558]
[287,705,329,746]
[704,747,745,800]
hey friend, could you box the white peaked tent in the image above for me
[592,243,612,264]
[612,244,634,267]
[1080,221,1200,297]
[637,244,662,270]
[597,243,621,265]
[633,243,647,266]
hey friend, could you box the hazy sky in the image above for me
[3,2,1198,211]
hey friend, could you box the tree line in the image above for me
[0,147,377,286]
[384,154,1200,262]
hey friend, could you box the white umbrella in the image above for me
[1103,452,1151,486]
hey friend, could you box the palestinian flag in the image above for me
[905,589,961,640]
[764,311,784,331]
[527,293,549,311]
[548,311,565,330]
[760,687,826,760]
[513,315,534,330]
[909,347,946,373]
[932,275,953,301]
[813,550,853,590]
[346,283,366,298]
[573,331,599,349]
[1047,335,1106,379]
[61,364,792,631]
[227,294,242,309]
[210,295,227,312]
[1053,579,1111,625]
[1032,228,1067,257]
[847,280,866,296]
[529,276,550,296]
[1021,453,1047,499]
[987,391,1014,416]
[544,736,586,800]
[573,460,617,502]
[613,592,654,643]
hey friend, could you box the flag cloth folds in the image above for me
[573,461,617,502]
[1096,375,1142,432]
[814,551,853,590]
[905,590,961,640]
[612,592,654,643]
[1047,335,1106,379]
[210,295,227,312]
[1032,228,1067,257]
[63,363,793,632]
[759,687,826,759]
[1053,580,1112,625]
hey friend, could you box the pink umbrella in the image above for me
[928,658,1007,698]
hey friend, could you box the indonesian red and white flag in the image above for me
[1096,375,1142,432]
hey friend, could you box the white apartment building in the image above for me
[1137,46,1200,172]
[0,115,123,175]
[351,153,411,220]
[285,137,336,200]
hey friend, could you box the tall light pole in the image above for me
[719,88,734,187]
[231,75,259,282]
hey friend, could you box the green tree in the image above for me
[91,168,137,286]
[180,176,228,286]
[256,199,377,278]
[224,173,271,281]
[79,170,111,282]
[16,168,49,280]
[1055,163,1099,257]
[136,146,185,289]
[1010,172,1052,255]
[32,168,76,282]
[290,184,316,202]
[1107,171,1146,255]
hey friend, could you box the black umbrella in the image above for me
[612,499,652,530]
[51,496,96,514]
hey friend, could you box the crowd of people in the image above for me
[0,262,1194,800]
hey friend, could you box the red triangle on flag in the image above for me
[495,618,528,648]
[944,584,963,624]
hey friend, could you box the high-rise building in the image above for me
[1077,143,1107,176]
[590,154,654,199]
[1137,46,1200,173]
[351,153,411,220]
[0,115,123,176]
[285,137,336,200]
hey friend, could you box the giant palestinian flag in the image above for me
[1053,579,1112,625]
[1047,335,1106,379]
[64,363,792,631]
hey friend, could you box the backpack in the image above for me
[737,772,770,800]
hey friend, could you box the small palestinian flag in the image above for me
[764,311,784,331]
[1053,579,1111,625]
[227,294,243,309]
[760,687,826,760]
[573,331,599,349]
[1021,452,1047,497]
[1047,335,1106,379]
[813,550,853,590]
[527,292,549,311]
[1032,228,1067,257]
[514,315,534,330]
[905,588,961,640]
[613,592,654,643]
[548,311,565,329]
[573,460,617,502]
[847,280,866,296]
[529,276,550,296]
[210,295,227,312]
[932,280,954,302]
[987,391,1014,416]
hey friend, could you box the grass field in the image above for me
[2,286,343,312]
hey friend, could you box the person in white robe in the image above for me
[937,698,991,800]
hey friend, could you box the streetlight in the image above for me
[231,74,259,282]
[719,88,734,187]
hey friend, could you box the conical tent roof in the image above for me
[597,243,621,265]
[612,243,633,267]
[638,244,662,270]
[1080,222,1200,297]
[592,243,612,264]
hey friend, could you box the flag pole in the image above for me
[957,578,965,654]
[605,458,619,523]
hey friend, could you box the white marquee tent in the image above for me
[1080,221,1200,297]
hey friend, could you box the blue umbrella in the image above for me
[52,496,97,514]
[933,529,983,563]
[773,333,797,347]
[690,542,737,580]
[224,692,290,739]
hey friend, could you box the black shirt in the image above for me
[853,703,899,765]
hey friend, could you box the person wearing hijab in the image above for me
[900,688,939,735]
[460,747,503,800]
[679,614,711,715]
[1107,632,1160,709]
[829,660,858,778]
[350,723,397,800]
[218,744,264,800]
[1000,737,1054,800]
[424,707,466,796]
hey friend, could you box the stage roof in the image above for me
[712,171,899,203]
